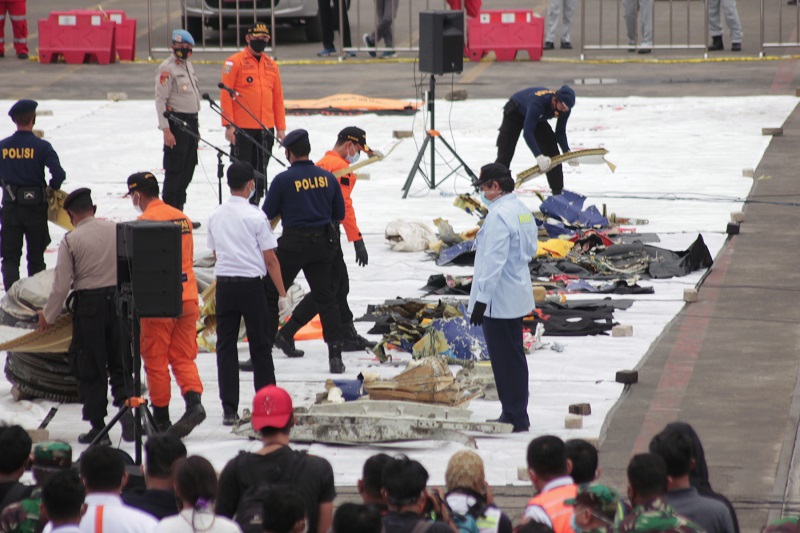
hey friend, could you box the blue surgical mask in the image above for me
[346,146,360,164]
[479,192,492,206]
[571,515,584,533]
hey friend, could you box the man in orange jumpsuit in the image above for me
[274,127,375,357]
[220,22,286,206]
[127,172,206,439]
[0,0,28,59]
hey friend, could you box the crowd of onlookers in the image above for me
[0,385,792,533]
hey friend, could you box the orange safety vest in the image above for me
[317,150,361,242]
[220,48,286,131]
[525,483,578,533]
[138,199,198,302]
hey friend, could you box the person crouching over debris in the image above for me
[468,163,538,433]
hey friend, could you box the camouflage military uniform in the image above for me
[609,497,705,533]
[0,488,43,533]
[763,516,800,533]
[0,442,71,533]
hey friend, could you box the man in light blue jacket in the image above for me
[468,163,539,433]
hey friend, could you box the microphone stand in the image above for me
[165,113,267,205]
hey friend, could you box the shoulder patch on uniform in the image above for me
[223,61,233,74]
[159,71,170,85]
[340,177,350,187]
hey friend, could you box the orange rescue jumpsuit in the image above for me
[317,150,361,241]
[220,47,286,131]
[138,200,202,408]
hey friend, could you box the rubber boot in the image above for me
[709,35,724,51]
[152,405,172,433]
[341,322,376,352]
[120,409,135,442]
[167,391,206,439]
[78,422,111,446]
[328,341,346,374]
[275,319,304,358]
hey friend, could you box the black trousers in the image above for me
[482,316,529,429]
[233,128,274,206]
[162,113,199,212]
[318,0,352,49]
[289,239,353,328]
[0,202,50,290]
[495,99,564,194]
[69,289,129,425]
[216,277,272,413]
[264,228,343,345]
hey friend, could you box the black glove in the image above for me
[470,302,487,326]
[353,239,368,267]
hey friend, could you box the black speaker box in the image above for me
[117,220,183,318]
[419,10,464,75]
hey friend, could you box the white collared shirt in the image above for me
[79,493,158,533]
[207,196,278,278]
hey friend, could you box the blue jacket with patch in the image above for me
[263,160,344,228]
[511,87,571,157]
[0,131,66,189]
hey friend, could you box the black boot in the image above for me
[78,423,111,446]
[328,341,346,374]
[152,405,172,432]
[168,392,206,439]
[709,35,724,51]
[275,330,304,358]
[120,409,135,442]
[341,322,376,352]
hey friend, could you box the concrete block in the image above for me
[445,89,469,101]
[727,222,740,235]
[762,127,783,136]
[107,92,128,101]
[26,429,49,443]
[565,414,583,429]
[517,466,530,481]
[730,211,745,223]
[616,370,639,384]
[356,172,370,181]
[611,324,633,337]
[37,110,54,116]
[569,403,592,415]
[32,129,45,139]
[683,288,698,303]
[742,168,754,177]
[393,130,413,139]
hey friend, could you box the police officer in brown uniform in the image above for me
[155,29,201,214]
[36,188,132,446]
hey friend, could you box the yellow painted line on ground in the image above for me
[459,59,493,85]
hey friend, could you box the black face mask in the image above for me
[249,39,267,53]
[174,48,192,60]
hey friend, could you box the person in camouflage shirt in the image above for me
[0,442,72,533]
[564,483,629,533]
[611,454,705,533]
[763,517,800,533]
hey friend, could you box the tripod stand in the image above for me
[90,286,157,465]
[402,74,476,198]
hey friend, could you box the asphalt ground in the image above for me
[3,0,800,531]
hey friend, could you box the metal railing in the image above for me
[760,0,800,56]
[580,0,709,59]
[147,0,277,56]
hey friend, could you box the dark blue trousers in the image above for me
[483,316,530,429]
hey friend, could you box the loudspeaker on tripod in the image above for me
[117,220,183,318]
[419,10,464,75]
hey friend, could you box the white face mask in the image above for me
[345,144,360,164]
[248,182,256,200]
[133,193,143,214]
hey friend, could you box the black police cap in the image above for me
[338,126,373,154]
[63,188,92,211]
[282,129,310,149]
[127,172,160,196]
[473,163,512,187]
[8,99,38,117]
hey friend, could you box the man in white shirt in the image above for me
[58,447,158,533]
[40,469,84,533]
[207,161,288,426]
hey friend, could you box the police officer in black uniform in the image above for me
[0,99,66,290]
[262,129,347,374]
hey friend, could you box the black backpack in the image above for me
[233,450,306,533]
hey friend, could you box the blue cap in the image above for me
[172,29,195,46]
[557,85,575,109]
[282,129,310,149]
[8,99,38,117]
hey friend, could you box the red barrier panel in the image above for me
[466,10,544,62]
[104,10,137,61]
[38,11,116,64]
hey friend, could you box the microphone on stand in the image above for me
[218,82,241,97]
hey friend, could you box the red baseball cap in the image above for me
[251,385,294,431]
